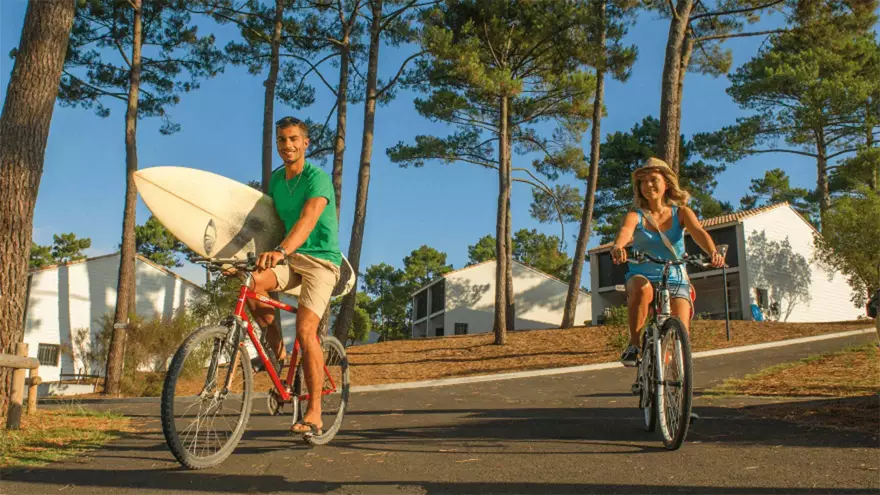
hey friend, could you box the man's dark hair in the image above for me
[275,116,309,139]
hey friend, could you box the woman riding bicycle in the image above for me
[610,157,725,367]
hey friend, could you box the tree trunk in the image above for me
[105,0,143,396]
[263,0,284,337]
[816,134,830,232]
[505,185,514,331]
[331,39,350,221]
[563,2,606,329]
[0,0,75,428]
[669,33,695,171]
[494,95,510,344]
[873,164,879,193]
[504,106,514,332]
[261,0,285,193]
[334,0,382,344]
[657,0,694,173]
[867,108,878,191]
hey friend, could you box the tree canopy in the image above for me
[467,229,573,282]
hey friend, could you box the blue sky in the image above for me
[1,1,825,288]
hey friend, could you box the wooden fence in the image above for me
[1,343,41,430]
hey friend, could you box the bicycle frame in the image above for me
[635,257,688,408]
[229,275,338,404]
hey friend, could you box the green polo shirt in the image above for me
[269,161,341,265]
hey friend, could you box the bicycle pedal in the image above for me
[631,383,640,395]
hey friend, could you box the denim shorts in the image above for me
[625,273,693,306]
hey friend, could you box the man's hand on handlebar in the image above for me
[257,250,285,270]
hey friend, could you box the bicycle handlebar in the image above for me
[191,252,286,272]
[627,249,715,269]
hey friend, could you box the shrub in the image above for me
[92,310,201,396]
[604,305,630,352]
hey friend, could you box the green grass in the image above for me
[0,407,130,468]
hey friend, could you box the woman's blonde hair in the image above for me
[631,158,690,209]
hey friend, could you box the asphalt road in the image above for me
[3,333,878,494]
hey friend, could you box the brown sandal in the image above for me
[291,421,323,436]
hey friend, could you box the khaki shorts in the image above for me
[270,253,340,316]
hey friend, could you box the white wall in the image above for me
[22,255,204,382]
[742,207,864,322]
[443,262,496,335]
[437,261,592,337]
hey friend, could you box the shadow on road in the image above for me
[5,397,878,493]
[1,470,877,494]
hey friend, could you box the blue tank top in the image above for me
[625,207,687,284]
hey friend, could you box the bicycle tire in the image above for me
[161,325,253,469]
[639,337,657,433]
[295,336,349,446]
[656,317,693,450]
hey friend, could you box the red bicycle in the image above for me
[160,252,353,469]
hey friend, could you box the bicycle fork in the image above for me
[633,328,661,402]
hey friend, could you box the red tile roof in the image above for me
[588,202,792,254]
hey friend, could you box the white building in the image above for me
[22,253,206,383]
[588,202,865,324]
[410,260,592,338]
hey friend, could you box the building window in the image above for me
[756,288,769,308]
[430,280,445,313]
[38,344,61,367]
[415,291,428,320]
[454,323,468,335]
[435,327,444,337]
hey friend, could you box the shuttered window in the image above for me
[38,344,61,366]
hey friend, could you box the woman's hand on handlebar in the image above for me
[709,250,726,268]
[611,244,628,264]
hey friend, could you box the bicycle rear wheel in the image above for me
[638,336,657,433]
[161,325,253,469]
[295,335,349,446]
[656,317,693,450]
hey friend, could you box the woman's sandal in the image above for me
[291,421,323,436]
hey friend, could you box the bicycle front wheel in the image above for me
[639,341,657,433]
[296,335,350,446]
[161,325,253,469]
[656,317,693,450]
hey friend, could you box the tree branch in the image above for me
[696,29,785,43]
[278,53,338,96]
[185,7,272,43]
[312,99,339,150]
[484,20,503,68]
[741,148,819,159]
[690,0,785,21]
[380,0,438,32]
[62,70,128,102]
[376,51,423,98]
[350,56,368,84]
[827,148,861,159]
[667,0,681,21]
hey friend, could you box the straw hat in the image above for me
[632,157,674,178]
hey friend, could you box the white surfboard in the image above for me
[134,166,354,298]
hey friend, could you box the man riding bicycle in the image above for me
[609,157,725,367]
[231,116,341,435]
